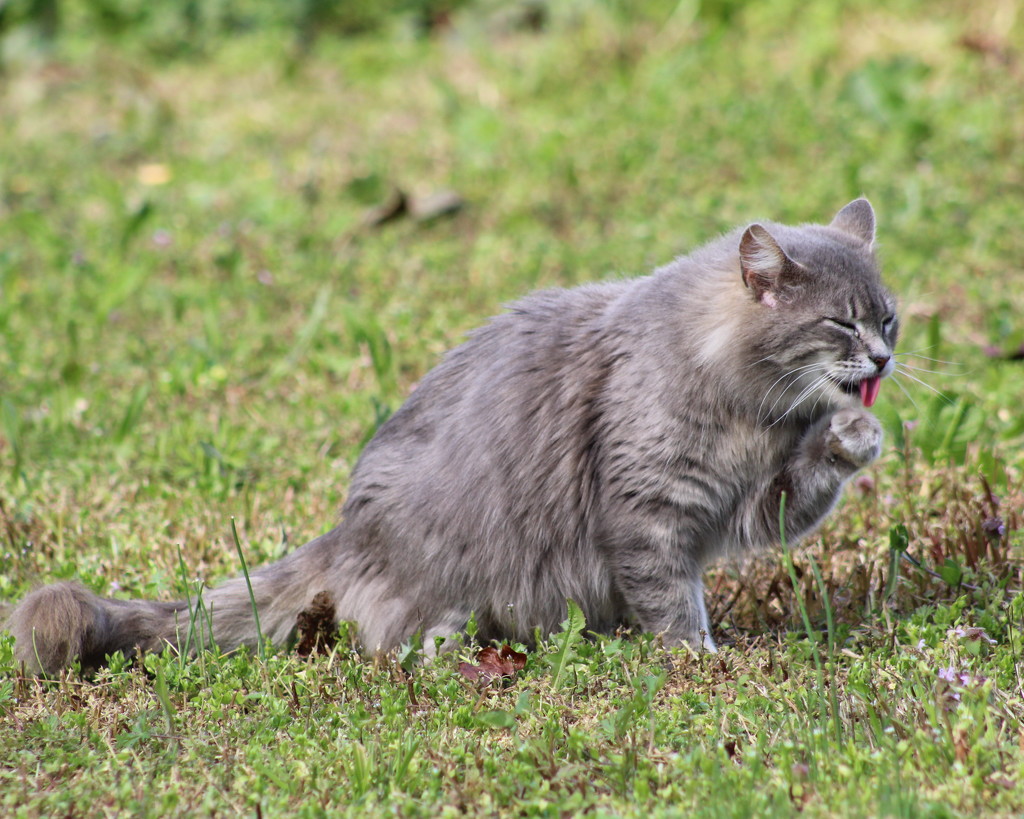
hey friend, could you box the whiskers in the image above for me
[889,350,965,409]
[892,347,964,367]
[751,348,963,435]
[755,361,835,432]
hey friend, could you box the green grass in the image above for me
[1,0,1023,815]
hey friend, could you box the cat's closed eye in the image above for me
[825,317,861,338]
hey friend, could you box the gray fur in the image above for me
[7,199,898,673]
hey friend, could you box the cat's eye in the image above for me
[882,315,896,334]
[826,318,861,338]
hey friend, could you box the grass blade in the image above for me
[231,517,266,659]
[549,599,585,689]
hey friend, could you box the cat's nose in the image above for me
[870,354,891,372]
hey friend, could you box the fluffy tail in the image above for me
[7,533,337,675]
[7,582,188,674]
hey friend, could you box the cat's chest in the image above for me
[696,417,796,473]
[658,417,799,514]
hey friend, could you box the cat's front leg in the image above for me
[601,522,719,652]
[625,569,717,652]
[762,407,883,543]
[822,407,884,469]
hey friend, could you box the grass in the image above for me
[1,0,1023,815]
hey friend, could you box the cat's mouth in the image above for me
[835,376,883,408]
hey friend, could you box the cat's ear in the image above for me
[739,224,799,307]
[829,198,875,246]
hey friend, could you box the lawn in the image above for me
[1,0,1023,816]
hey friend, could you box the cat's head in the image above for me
[738,199,899,420]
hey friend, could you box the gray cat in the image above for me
[8,199,897,674]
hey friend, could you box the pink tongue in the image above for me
[859,376,882,407]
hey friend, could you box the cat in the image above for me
[7,199,898,674]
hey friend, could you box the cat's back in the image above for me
[373,278,635,437]
[347,278,636,504]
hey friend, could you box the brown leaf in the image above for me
[294,590,338,657]
[954,727,970,763]
[458,644,527,683]
[958,33,1014,64]
[410,190,465,223]
[362,187,408,228]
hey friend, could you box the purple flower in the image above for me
[937,666,959,683]
[948,626,997,644]
[982,517,1006,539]
[937,666,988,688]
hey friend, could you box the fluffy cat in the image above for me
[8,199,897,674]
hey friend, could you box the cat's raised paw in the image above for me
[826,408,883,468]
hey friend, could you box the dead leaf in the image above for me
[294,590,337,657]
[458,645,527,684]
[360,185,465,228]
[410,190,465,223]
[954,727,970,763]
[958,33,1014,64]
[362,187,408,227]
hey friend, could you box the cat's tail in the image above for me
[7,531,338,675]
[7,582,188,674]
